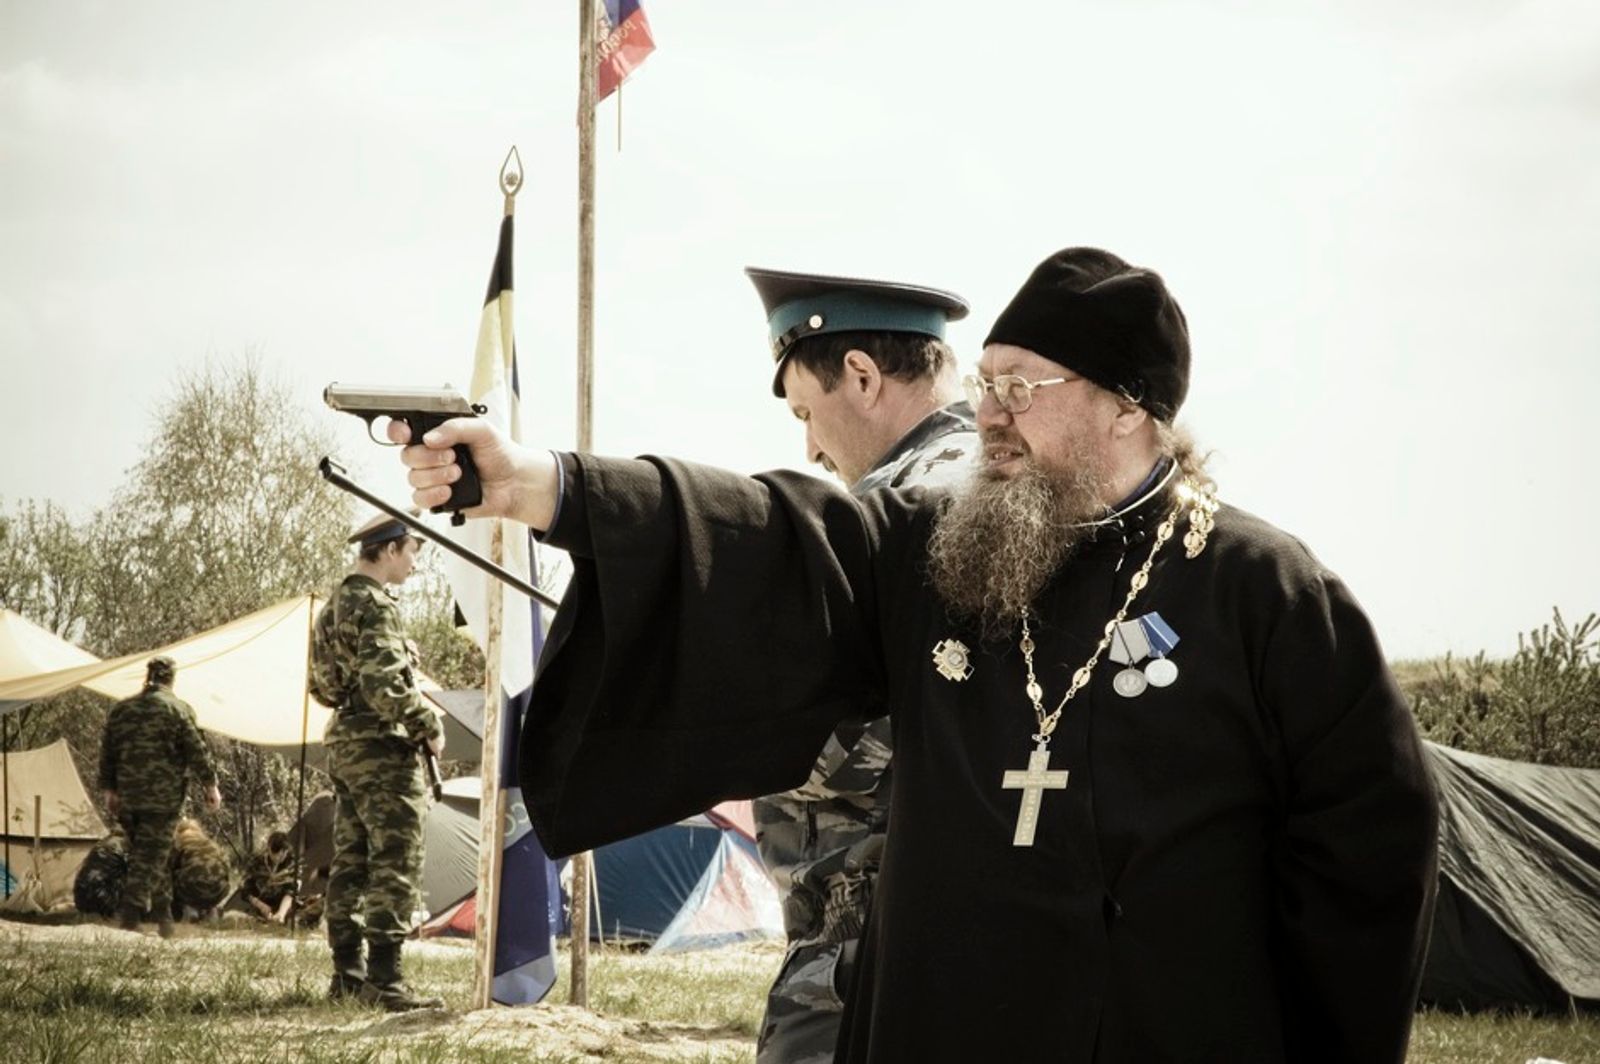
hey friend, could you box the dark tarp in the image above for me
[1421,741,1600,1011]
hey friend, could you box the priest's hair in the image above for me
[1155,420,1213,493]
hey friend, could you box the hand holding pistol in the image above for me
[324,384,487,524]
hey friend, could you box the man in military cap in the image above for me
[309,513,444,1011]
[97,655,221,938]
[744,267,977,1064]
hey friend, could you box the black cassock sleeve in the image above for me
[1258,567,1441,1064]
[520,453,896,857]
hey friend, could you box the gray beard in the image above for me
[926,459,1111,644]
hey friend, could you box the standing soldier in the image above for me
[309,513,444,1011]
[97,655,221,938]
[744,268,978,1063]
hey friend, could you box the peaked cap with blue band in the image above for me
[348,512,412,548]
[745,266,969,397]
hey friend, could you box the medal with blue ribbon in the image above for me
[1108,611,1181,697]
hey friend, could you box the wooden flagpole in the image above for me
[472,520,508,1007]
[570,0,598,1009]
[471,170,523,1010]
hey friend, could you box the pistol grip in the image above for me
[406,413,484,519]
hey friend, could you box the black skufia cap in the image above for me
[984,247,1190,421]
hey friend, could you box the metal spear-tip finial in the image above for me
[500,145,524,198]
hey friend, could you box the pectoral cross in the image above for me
[1001,743,1069,847]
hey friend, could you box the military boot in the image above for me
[357,940,443,1012]
[116,904,142,932]
[328,938,367,1000]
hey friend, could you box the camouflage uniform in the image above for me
[169,820,232,917]
[309,573,442,951]
[755,403,977,1064]
[96,684,216,921]
[243,844,298,911]
[73,829,129,917]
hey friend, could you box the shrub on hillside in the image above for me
[1409,610,1600,768]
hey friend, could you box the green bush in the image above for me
[1408,610,1600,768]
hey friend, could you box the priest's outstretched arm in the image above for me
[391,417,900,856]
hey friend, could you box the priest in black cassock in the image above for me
[392,247,1439,1063]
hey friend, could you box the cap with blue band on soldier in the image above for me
[746,266,970,397]
[348,513,412,548]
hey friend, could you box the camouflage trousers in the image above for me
[325,736,427,947]
[116,808,181,916]
[757,938,858,1064]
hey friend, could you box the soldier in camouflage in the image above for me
[169,817,232,920]
[744,268,979,1063]
[97,655,221,938]
[242,830,298,923]
[73,826,129,917]
[309,513,445,1012]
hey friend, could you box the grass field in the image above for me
[2,916,1596,1063]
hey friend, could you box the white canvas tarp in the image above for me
[0,596,451,751]
[0,609,102,680]
[0,597,332,746]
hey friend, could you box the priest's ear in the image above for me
[1108,390,1150,439]
[841,349,884,408]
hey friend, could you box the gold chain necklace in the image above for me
[1001,477,1218,847]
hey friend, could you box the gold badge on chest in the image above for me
[931,638,974,682]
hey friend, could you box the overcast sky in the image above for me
[2,1,1597,659]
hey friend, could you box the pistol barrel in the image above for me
[323,383,477,415]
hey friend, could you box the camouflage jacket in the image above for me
[754,401,977,947]
[73,830,129,916]
[243,846,296,902]
[310,574,442,747]
[170,828,233,910]
[97,687,216,813]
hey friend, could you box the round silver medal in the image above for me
[1144,657,1179,688]
[1113,667,1149,698]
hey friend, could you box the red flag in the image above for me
[597,0,655,101]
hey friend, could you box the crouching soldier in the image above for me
[74,827,129,918]
[170,817,232,921]
[242,830,299,924]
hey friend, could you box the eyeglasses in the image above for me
[962,372,1080,414]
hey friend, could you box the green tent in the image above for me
[1420,742,1600,1012]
